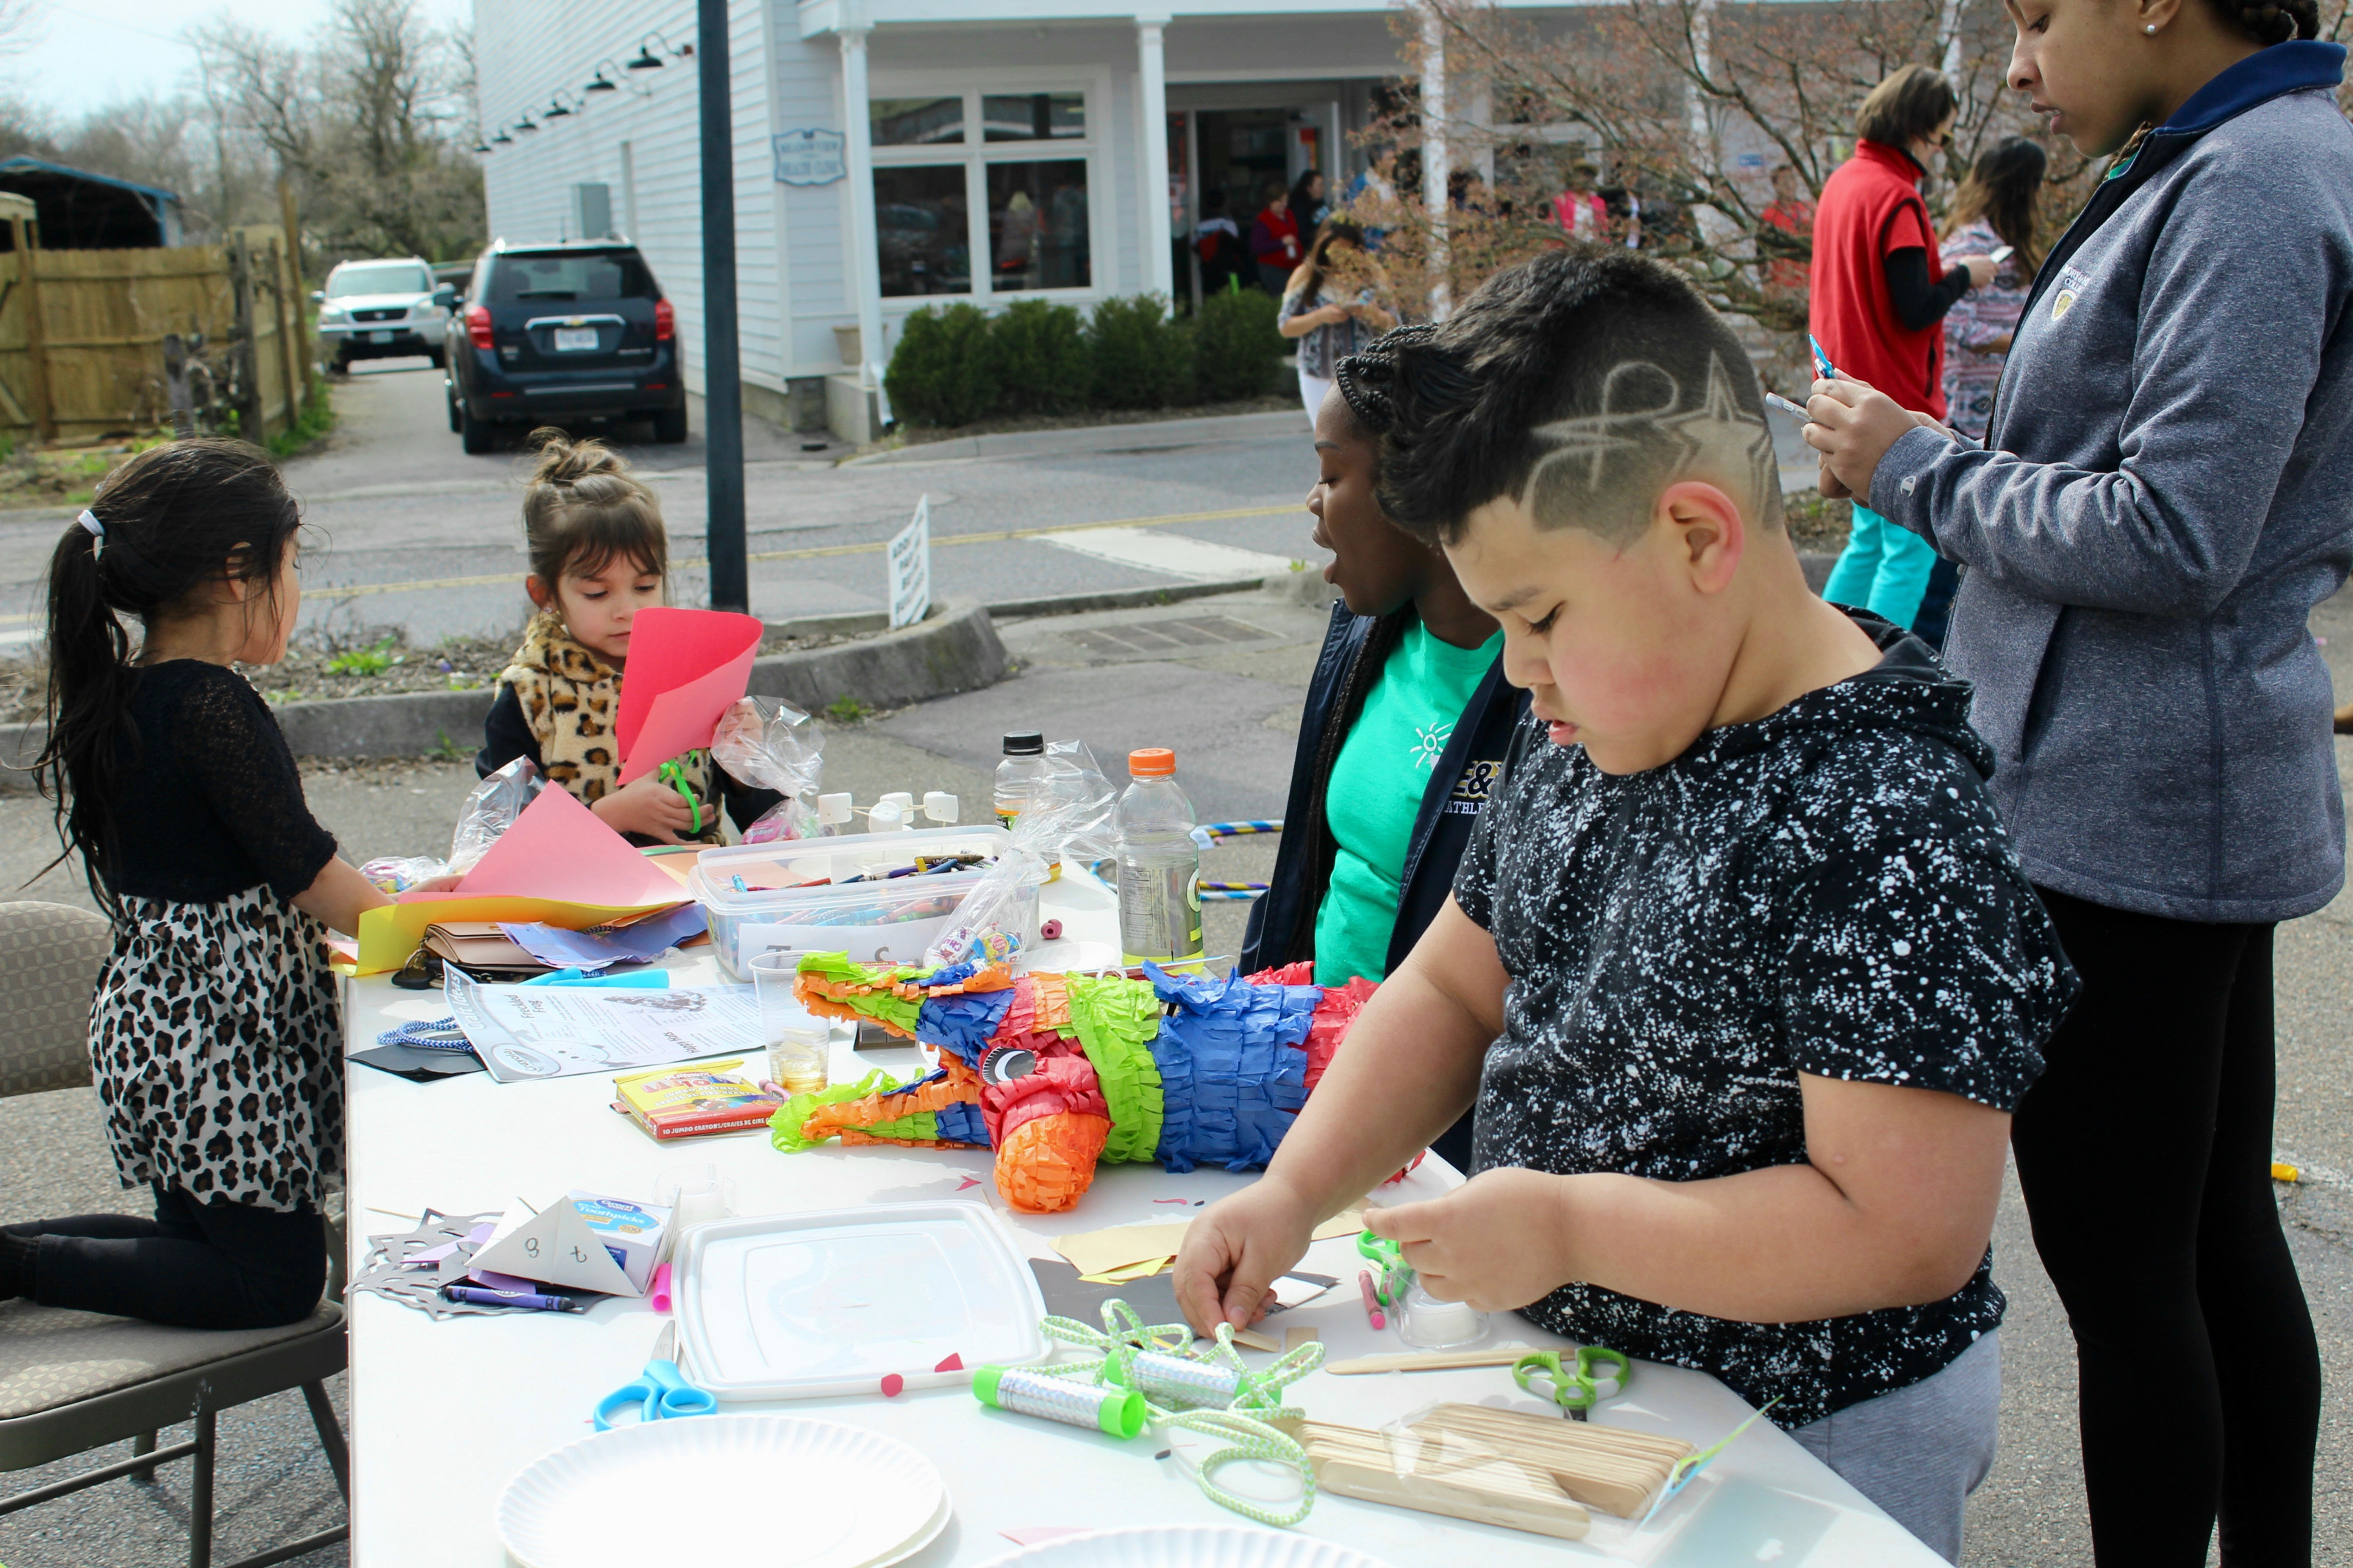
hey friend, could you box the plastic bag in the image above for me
[924,740,1115,967]
[709,696,826,844]
[360,756,546,893]
[449,756,546,873]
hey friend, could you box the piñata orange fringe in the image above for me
[996,1111,1110,1214]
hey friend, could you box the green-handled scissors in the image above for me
[1513,1345,1630,1420]
[1356,1228,1410,1306]
[655,756,705,838]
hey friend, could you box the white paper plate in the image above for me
[499,1414,947,1568]
[974,1525,1402,1568]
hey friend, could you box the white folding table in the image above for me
[339,870,1944,1565]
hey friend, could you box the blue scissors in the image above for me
[593,1322,717,1431]
[1513,1345,1630,1420]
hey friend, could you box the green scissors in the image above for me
[655,755,705,838]
[1512,1345,1630,1420]
[1356,1228,1410,1306]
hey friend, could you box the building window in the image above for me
[868,83,1098,301]
[873,97,964,147]
[982,92,1084,143]
[987,161,1088,292]
[875,166,971,297]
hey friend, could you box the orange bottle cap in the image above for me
[1128,747,1176,777]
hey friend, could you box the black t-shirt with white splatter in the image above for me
[1452,615,2076,1428]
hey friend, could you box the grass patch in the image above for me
[267,384,337,461]
[825,695,870,724]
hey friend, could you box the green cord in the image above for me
[1038,1301,1323,1527]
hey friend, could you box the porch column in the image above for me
[1420,5,1450,319]
[839,22,888,411]
[1137,15,1174,301]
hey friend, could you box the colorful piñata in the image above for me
[768,956,1372,1213]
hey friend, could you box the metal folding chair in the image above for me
[0,901,350,1567]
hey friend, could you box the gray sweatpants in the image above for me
[1790,1331,2001,1563]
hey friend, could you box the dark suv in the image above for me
[446,240,686,454]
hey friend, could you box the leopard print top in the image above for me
[499,612,724,842]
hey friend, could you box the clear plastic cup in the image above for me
[747,949,830,1095]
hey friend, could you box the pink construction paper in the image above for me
[613,607,763,785]
[450,784,683,906]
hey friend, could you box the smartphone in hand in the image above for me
[1988,243,2015,263]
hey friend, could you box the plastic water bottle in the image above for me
[1115,748,1203,965]
[995,730,1047,830]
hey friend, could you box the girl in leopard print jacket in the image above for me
[475,432,780,844]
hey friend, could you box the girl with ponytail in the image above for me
[1806,0,2345,1558]
[11,438,390,1330]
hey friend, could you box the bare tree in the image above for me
[1337,0,2128,368]
[192,0,484,264]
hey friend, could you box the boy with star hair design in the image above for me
[1174,248,2077,1562]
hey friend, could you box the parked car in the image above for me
[446,239,686,454]
[315,257,455,371]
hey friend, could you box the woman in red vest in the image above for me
[1814,67,1997,629]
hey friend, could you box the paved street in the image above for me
[0,361,1336,653]
[0,379,2345,1566]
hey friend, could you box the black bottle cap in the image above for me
[1001,730,1044,756]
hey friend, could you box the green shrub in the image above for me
[1192,285,1285,402]
[1087,294,1193,410]
[885,303,996,428]
[988,298,1090,416]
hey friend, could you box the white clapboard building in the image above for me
[471,1,1557,443]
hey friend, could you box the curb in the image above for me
[843,408,1309,468]
[0,602,1008,790]
[985,576,1274,620]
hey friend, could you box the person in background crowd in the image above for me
[1814,65,1999,631]
[1242,329,1524,1173]
[1550,161,1610,240]
[1290,168,1330,231]
[1913,136,2048,648]
[1279,221,1399,420]
[1249,180,1303,296]
[1759,164,1815,298]
[1194,188,1247,294]
[1806,1,2349,1558]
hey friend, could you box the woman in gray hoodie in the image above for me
[1804,3,2348,1562]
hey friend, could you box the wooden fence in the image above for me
[0,217,310,448]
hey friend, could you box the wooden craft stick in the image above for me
[1324,1347,1531,1375]
[1415,1404,1692,1519]
[1285,1325,1321,1353]
[1229,1326,1282,1353]
[1302,1421,1591,1540]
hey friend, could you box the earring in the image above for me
[2145,21,2157,30]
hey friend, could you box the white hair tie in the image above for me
[77,509,105,561]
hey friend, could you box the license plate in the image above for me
[369,330,395,343]
[554,326,600,353]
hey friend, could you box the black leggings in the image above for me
[8,1183,326,1331]
[2011,889,2319,1567]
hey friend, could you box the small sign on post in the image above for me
[773,129,848,186]
[888,495,933,631]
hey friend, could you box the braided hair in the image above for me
[1333,323,1446,437]
[2213,0,2318,41]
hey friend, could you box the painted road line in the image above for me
[1036,526,1299,581]
[277,501,1304,602]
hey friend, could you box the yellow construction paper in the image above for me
[1077,1256,1176,1286]
[1054,1220,1193,1278]
[340,894,688,977]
